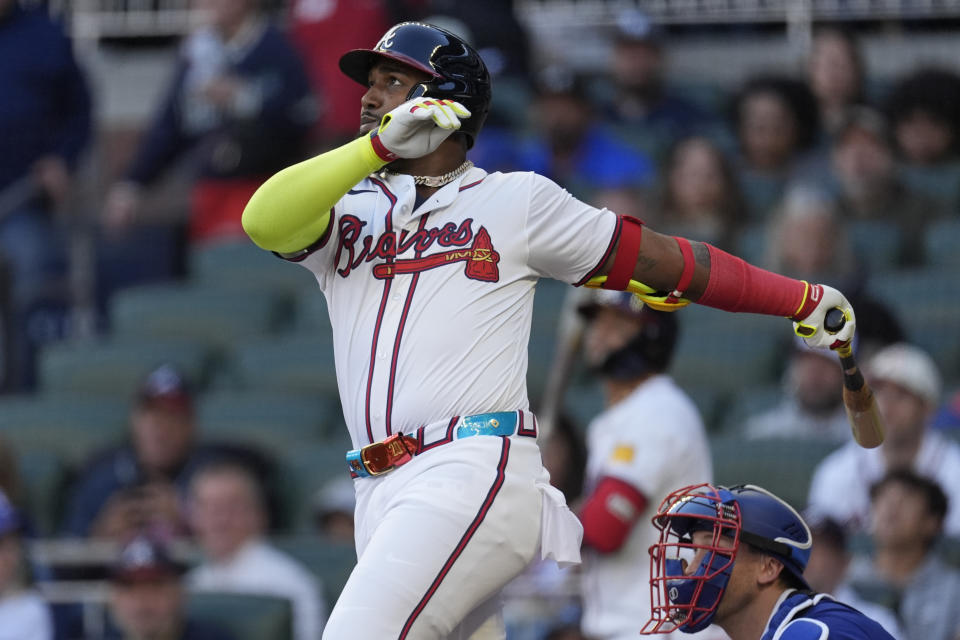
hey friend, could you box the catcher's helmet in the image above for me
[339,22,492,148]
[641,483,812,635]
[578,290,678,379]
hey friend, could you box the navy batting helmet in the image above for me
[641,483,812,634]
[339,22,492,148]
[578,290,678,379]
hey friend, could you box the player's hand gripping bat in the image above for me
[824,307,885,449]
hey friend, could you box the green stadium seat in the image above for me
[110,283,285,351]
[189,240,316,297]
[16,449,67,535]
[924,218,960,267]
[186,592,293,640]
[710,436,837,510]
[899,163,960,212]
[671,306,783,393]
[38,337,212,397]
[231,335,338,397]
[848,220,901,271]
[272,535,357,605]
[196,390,339,450]
[291,291,333,337]
[734,223,768,265]
[272,437,352,532]
[0,393,130,465]
[721,384,786,433]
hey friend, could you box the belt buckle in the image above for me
[362,433,414,476]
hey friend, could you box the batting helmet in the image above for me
[339,22,492,148]
[641,483,812,635]
[578,290,678,380]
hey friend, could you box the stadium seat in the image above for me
[38,336,212,398]
[110,283,285,351]
[16,449,67,535]
[186,592,292,640]
[899,163,960,212]
[229,335,339,397]
[848,220,901,271]
[709,436,837,509]
[272,437,353,532]
[196,390,340,450]
[272,535,357,605]
[0,393,130,465]
[189,240,316,298]
[924,218,960,268]
[721,384,786,433]
[734,222,768,266]
[671,306,783,393]
[291,290,334,337]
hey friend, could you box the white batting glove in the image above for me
[792,284,857,349]
[369,97,471,161]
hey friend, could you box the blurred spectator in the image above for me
[311,476,355,543]
[513,66,655,201]
[743,337,849,442]
[831,107,941,265]
[885,67,960,213]
[846,471,960,640]
[730,75,822,219]
[886,67,960,167]
[103,0,315,244]
[803,514,903,639]
[0,490,53,640]
[0,437,21,513]
[576,292,713,639]
[63,364,275,540]
[543,624,588,640]
[763,185,860,287]
[106,534,234,640]
[654,135,746,250]
[187,461,326,640]
[601,9,717,157]
[0,0,92,389]
[806,27,867,138]
[808,343,960,535]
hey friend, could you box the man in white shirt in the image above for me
[808,342,960,534]
[187,461,326,640]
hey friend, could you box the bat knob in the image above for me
[824,307,846,334]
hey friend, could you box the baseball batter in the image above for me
[640,483,896,640]
[576,292,714,639]
[241,22,857,640]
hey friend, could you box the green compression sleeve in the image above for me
[241,134,388,254]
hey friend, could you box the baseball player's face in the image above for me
[583,307,643,369]
[358,61,432,137]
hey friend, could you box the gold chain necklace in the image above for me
[383,160,474,188]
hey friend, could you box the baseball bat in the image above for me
[823,308,885,449]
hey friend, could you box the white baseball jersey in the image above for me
[581,375,714,640]
[293,166,618,639]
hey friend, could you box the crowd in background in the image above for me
[2,0,960,638]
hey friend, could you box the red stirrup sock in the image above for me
[696,244,820,319]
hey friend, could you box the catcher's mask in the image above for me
[339,21,492,149]
[641,483,812,634]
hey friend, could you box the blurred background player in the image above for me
[641,483,895,639]
[575,291,716,639]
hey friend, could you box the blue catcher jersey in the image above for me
[761,590,897,640]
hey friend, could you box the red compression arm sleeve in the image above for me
[696,244,820,320]
[580,476,648,554]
